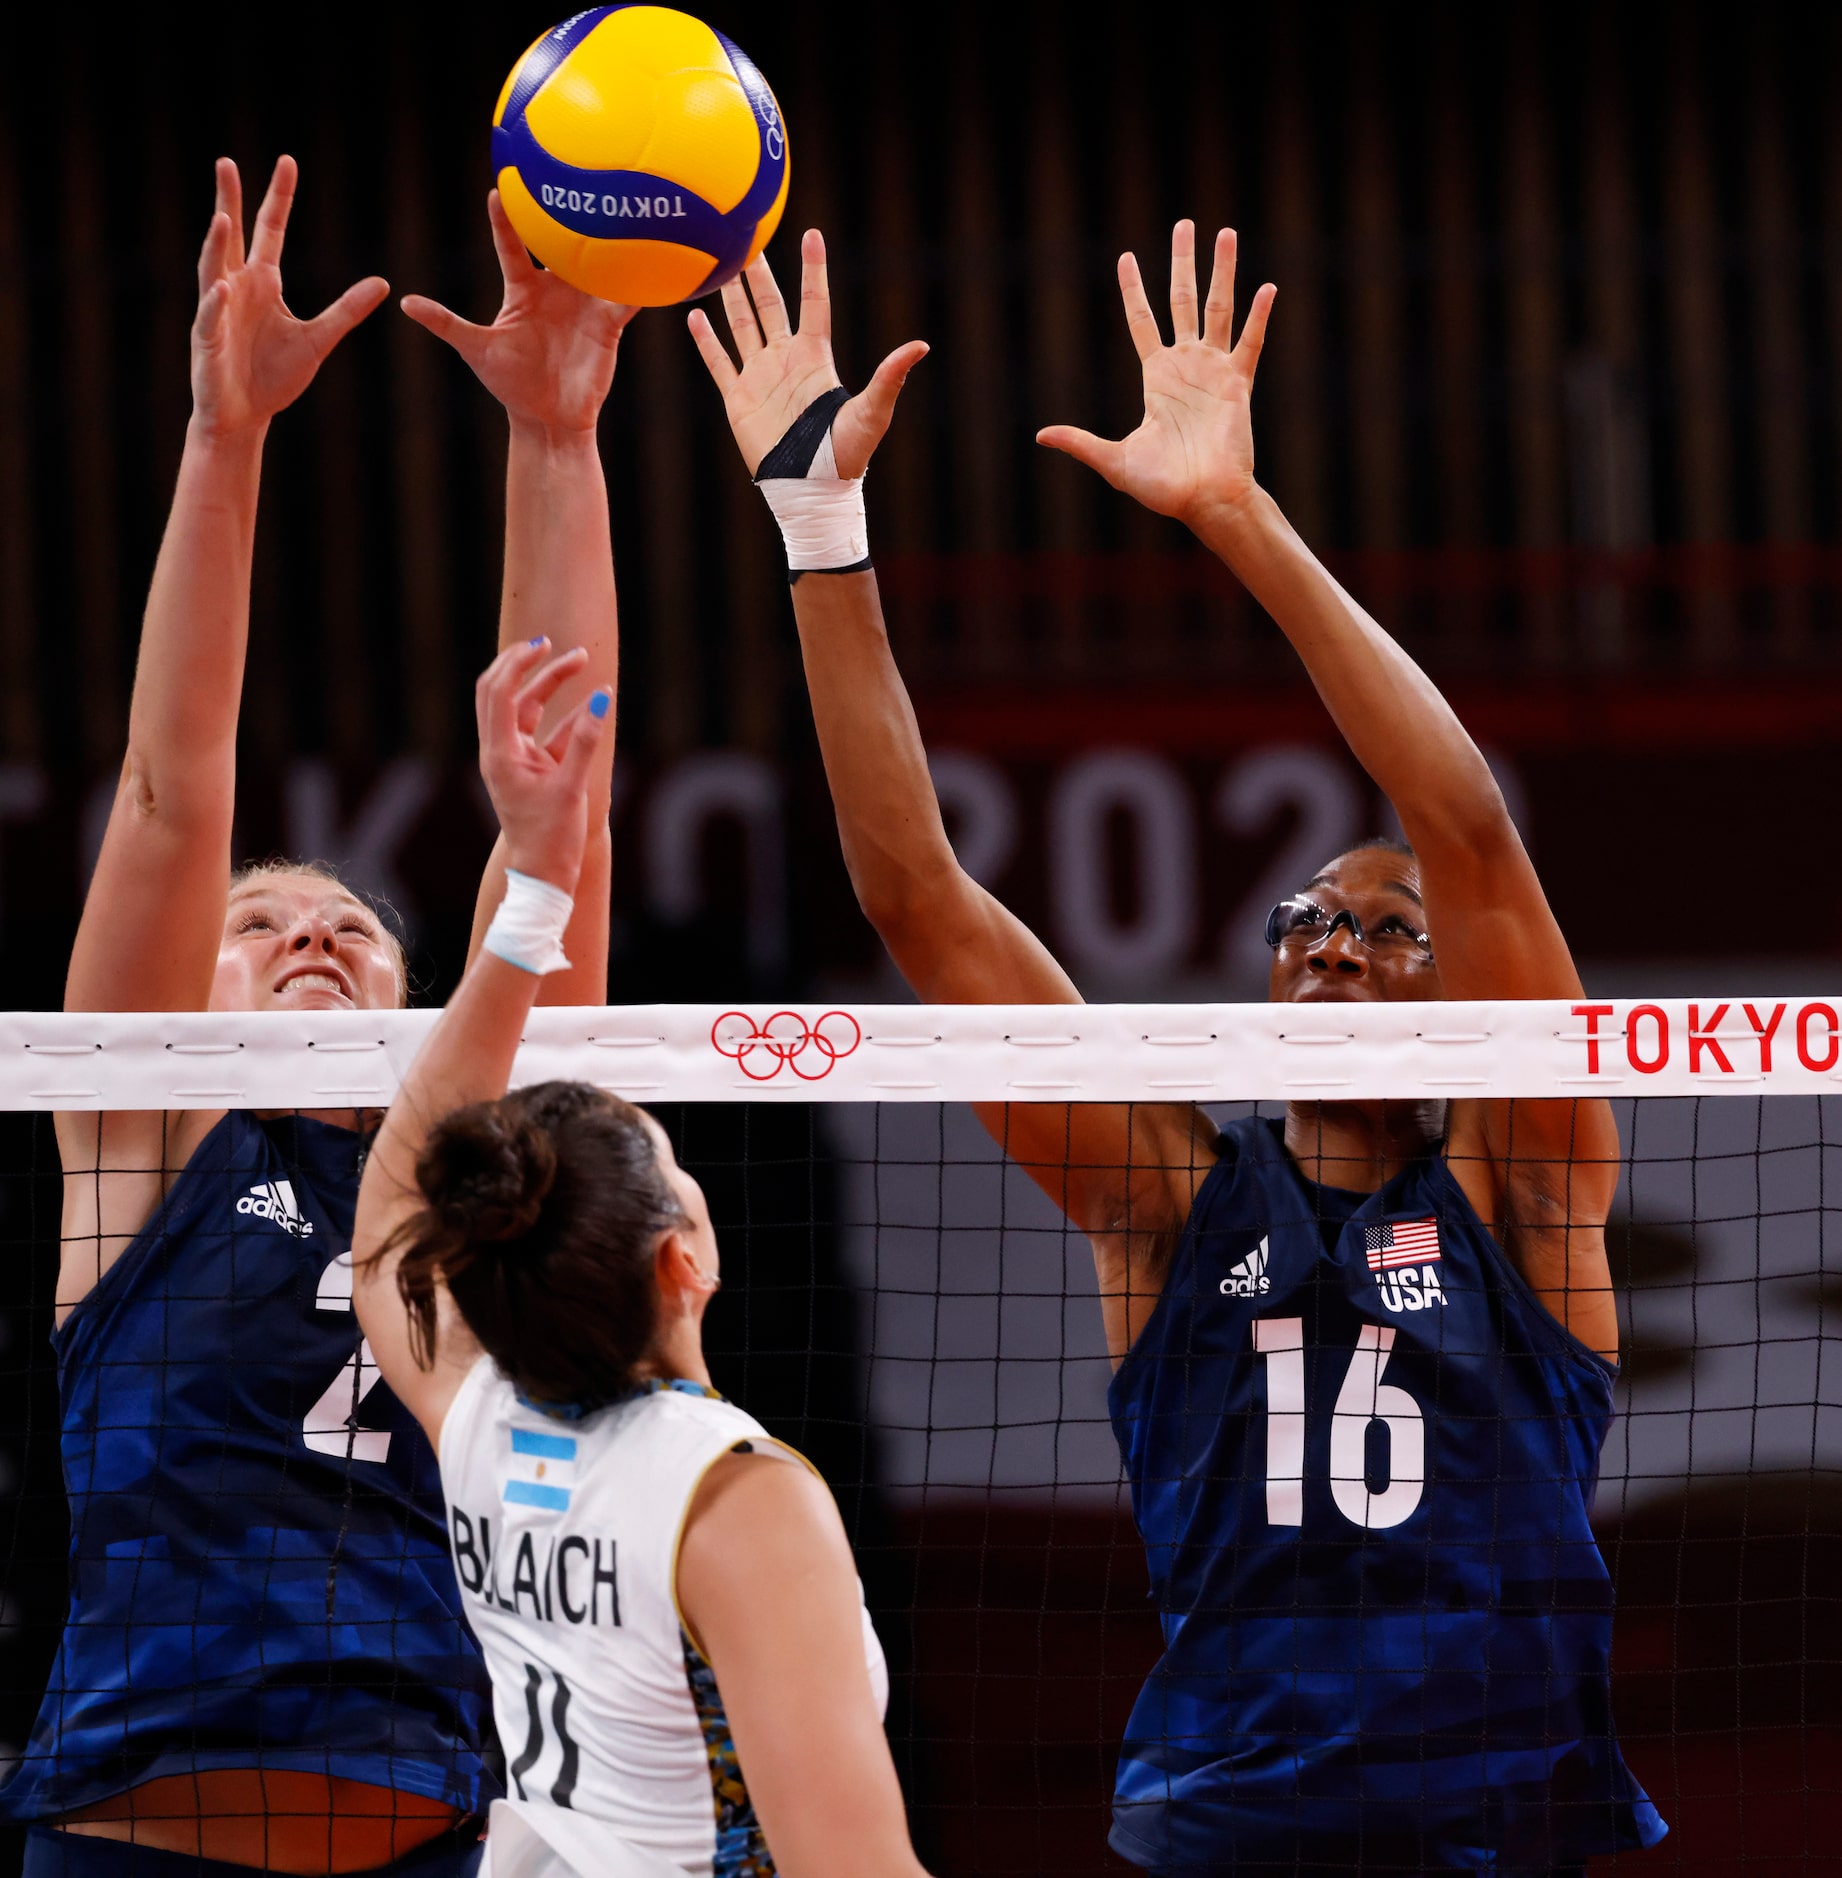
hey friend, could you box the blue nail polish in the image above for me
[589,691,610,719]
[529,636,545,647]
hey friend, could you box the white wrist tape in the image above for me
[483,869,574,976]
[754,386,870,582]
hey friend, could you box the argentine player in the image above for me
[7,163,632,1873]
[692,225,1666,1873]
[350,640,927,1878]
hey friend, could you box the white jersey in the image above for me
[439,1361,888,1878]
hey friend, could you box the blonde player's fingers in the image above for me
[485,189,538,286]
[1169,219,1200,345]
[197,211,233,295]
[192,279,229,347]
[798,229,830,341]
[304,277,389,356]
[215,157,245,270]
[1117,253,1162,362]
[1201,228,1237,351]
[247,154,298,270]
[399,294,488,355]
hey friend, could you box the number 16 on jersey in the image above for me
[1252,1318,1425,1531]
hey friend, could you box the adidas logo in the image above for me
[1219,1237,1270,1298]
[235,1179,315,1238]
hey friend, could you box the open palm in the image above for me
[688,229,926,478]
[1039,222,1275,531]
[191,156,388,436]
[401,192,635,434]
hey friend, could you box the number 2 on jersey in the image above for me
[303,1250,391,1463]
[1252,1317,1424,1530]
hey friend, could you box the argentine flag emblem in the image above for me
[506,1427,577,1511]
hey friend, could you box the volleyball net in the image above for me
[0,999,1836,1872]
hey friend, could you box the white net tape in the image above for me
[0,995,1836,1108]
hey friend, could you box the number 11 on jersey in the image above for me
[1252,1317,1425,1531]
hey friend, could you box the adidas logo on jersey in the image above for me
[1219,1238,1271,1298]
[235,1179,315,1237]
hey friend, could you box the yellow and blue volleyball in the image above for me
[491,6,789,308]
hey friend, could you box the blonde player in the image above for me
[7,161,634,1875]
[350,641,929,1878]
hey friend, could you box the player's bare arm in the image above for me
[55,156,388,1312]
[689,233,1214,1362]
[404,188,634,1006]
[354,640,609,1439]
[1042,220,1618,1358]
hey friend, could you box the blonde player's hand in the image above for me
[401,190,637,437]
[1038,221,1276,533]
[687,228,927,477]
[190,156,389,438]
[475,639,610,893]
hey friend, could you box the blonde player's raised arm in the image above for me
[403,189,636,1010]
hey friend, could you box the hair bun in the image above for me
[423,1107,558,1247]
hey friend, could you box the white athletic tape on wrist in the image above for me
[754,385,870,582]
[483,869,575,976]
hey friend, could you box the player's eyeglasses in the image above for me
[1264,899,1433,961]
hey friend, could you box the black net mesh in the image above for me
[0,1093,1834,1873]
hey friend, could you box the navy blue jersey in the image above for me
[1,1111,492,1820]
[1107,1116,1665,1873]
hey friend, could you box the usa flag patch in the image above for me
[1364,1217,1442,1271]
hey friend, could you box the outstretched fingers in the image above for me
[743,251,792,343]
[247,154,298,271]
[485,189,538,287]
[1036,423,1128,489]
[1234,281,1278,375]
[306,276,390,356]
[798,228,830,341]
[685,307,739,392]
[1169,219,1200,344]
[1201,227,1237,351]
[1117,252,1163,362]
[398,293,488,354]
[213,158,245,271]
[719,277,763,359]
[196,210,234,296]
[834,339,929,477]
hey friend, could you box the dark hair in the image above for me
[390,1081,690,1408]
[1338,835,1417,863]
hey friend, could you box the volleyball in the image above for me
[490,6,789,308]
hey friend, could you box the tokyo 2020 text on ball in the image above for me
[492,5,789,308]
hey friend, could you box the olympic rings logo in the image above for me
[711,1010,862,1081]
